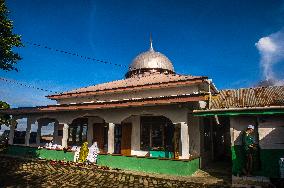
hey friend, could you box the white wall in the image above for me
[258,115,284,149]
[230,115,284,150]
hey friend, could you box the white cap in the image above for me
[248,125,254,129]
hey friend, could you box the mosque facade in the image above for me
[2,39,284,178]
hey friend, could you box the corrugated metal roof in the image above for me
[211,86,284,109]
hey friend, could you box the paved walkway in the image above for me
[0,156,230,188]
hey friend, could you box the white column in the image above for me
[36,124,42,146]
[131,116,140,155]
[8,119,17,145]
[180,122,189,159]
[53,122,59,144]
[62,123,69,148]
[25,118,33,146]
[107,123,115,154]
[87,118,94,146]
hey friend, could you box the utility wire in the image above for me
[0,41,236,95]
[25,41,128,68]
[0,77,59,93]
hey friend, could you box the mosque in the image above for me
[2,38,284,178]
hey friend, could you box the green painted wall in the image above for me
[97,154,200,176]
[6,145,74,161]
[232,145,284,178]
[6,146,199,176]
[231,145,245,176]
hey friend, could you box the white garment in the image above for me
[73,146,81,162]
[87,142,100,163]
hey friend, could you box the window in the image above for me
[151,124,163,148]
[68,118,88,146]
[114,124,122,154]
[141,121,150,150]
[140,116,174,151]
[13,118,27,144]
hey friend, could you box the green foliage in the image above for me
[0,101,11,126]
[0,0,22,71]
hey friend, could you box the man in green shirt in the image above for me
[243,125,256,176]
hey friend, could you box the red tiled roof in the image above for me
[211,86,284,109]
[47,73,207,99]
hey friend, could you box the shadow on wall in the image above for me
[232,115,284,178]
[258,115,284,150]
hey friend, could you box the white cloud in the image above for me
[255,29,284,84]
[256,37,277,53]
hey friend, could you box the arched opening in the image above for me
[0,124,10,145]
[68,118,88,146]
[13,118,28,145]
[116,115,178,158]
[40,123,55,144]
[140,116,177,158]
[36,118,58,146]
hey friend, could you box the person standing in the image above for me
[242,125,256,176]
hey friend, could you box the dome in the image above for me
[126,38,175,78]
[129,49,174,71]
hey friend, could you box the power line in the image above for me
[25,41,260,73]
[25,41,128,68]
[1,41,260,95]
[0,77,59,93]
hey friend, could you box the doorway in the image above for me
[121,123,132,155]
[212,116,231,162]
[93,123,108,153]
[114,123,132,155]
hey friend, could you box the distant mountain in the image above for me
[256,79,277,87]
[256,79,284,87]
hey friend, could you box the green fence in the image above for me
[97,154,200,176]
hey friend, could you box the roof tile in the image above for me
[57,73,204,95]
[211,86,284,109]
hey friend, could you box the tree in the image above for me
[0,101,11,126]
[0,0,22,127]
[0,0,22,72]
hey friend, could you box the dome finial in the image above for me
[149,33,154,51]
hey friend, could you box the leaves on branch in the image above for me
[0,0,22,72]
[0,100,11,126]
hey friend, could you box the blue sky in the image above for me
[1,0,284,107]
